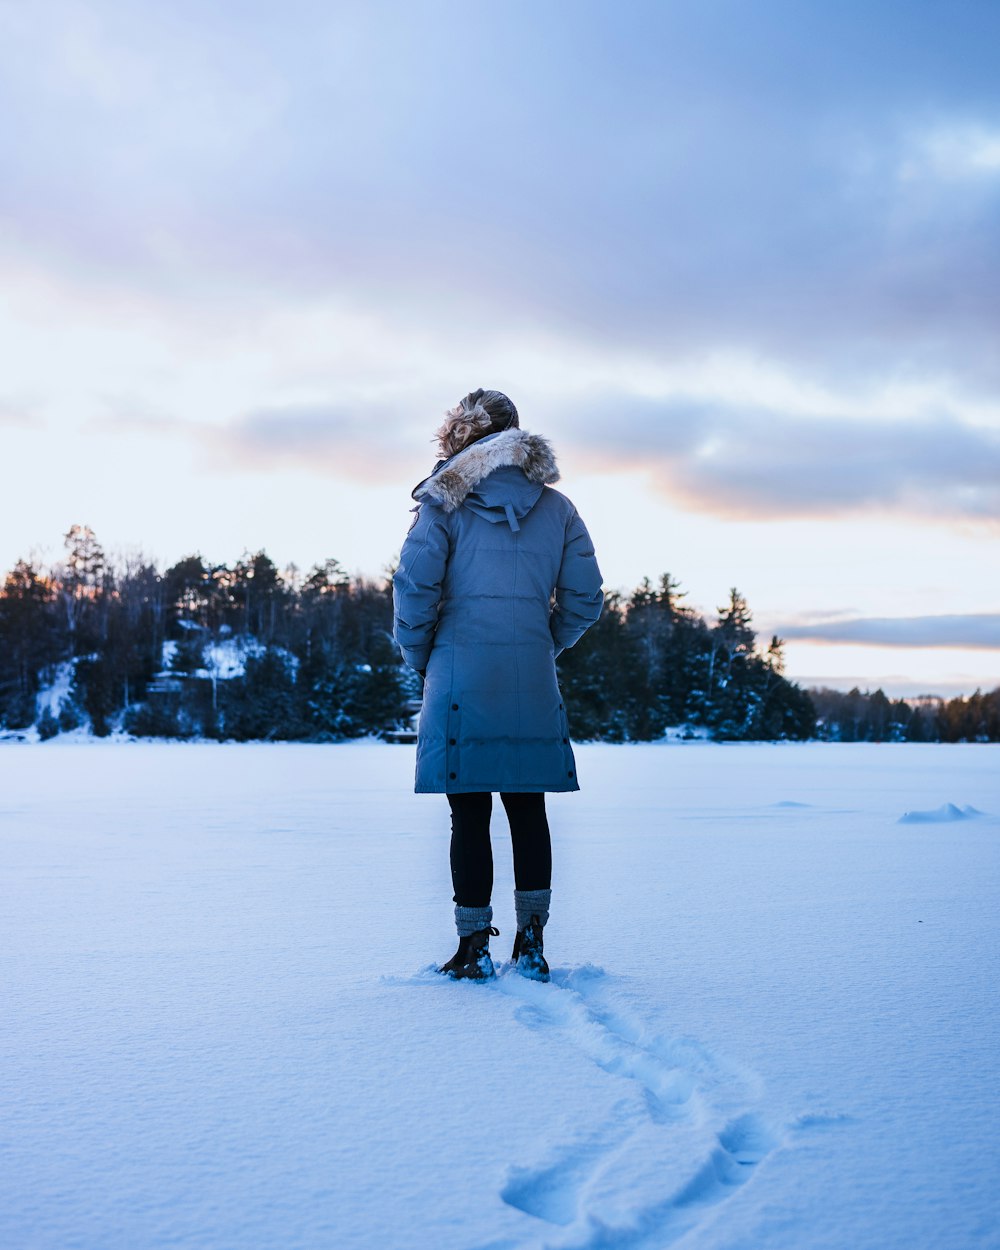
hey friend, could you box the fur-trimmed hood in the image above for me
[412,428,560,516]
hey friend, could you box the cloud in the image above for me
[568,397,1000,523]
[206,405,424,478]
[92,369,1000,527]
[899,123,1000,181]
[93,403,431,482]
[0,399,39,427]
[776,614,1000,650]
[2,1,1000,395]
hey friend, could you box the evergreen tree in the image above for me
[221,648,303,741]
[72,656,118,737]
[556,593,630,740]
[0,561,61,727]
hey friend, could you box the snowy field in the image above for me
[1,740,998,1250]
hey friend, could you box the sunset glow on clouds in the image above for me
[1,0,998,695]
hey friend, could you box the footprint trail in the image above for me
[487,965,782,1248]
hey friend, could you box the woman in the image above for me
[393,389,604,981]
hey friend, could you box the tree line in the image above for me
[0,526,997,743]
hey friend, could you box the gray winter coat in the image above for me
[392,428,604,794]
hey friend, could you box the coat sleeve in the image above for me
[392,503,451,672]
[550,508,604,656]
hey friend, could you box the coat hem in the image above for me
[415,782,581,794]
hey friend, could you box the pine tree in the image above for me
[0,561,61,728]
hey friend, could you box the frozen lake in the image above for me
[1,740,998,1249]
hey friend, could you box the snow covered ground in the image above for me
[1,741,997,1250]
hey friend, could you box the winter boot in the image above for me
[511,916,550,982]
[439,926,500,981]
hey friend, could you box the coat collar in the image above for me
[412,428,560,513]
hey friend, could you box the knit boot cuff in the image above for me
[514,888,551,930]
[455,904,494,938]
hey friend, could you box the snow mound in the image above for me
[898,802,986,824]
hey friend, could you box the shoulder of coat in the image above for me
[405,498,450,537]
[413,428,561,513]
[535,482,577,515]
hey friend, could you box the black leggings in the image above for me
[448,792,552,907]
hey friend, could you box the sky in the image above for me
[1,0,998,697]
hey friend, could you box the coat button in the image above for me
[449,772,457,779]
[563,738,569,745]
[452,703,459,711]
[449,738,456,746]
[567,770,574,778]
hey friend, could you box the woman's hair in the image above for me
[435,388,519,458]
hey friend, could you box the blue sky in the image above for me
[1,0,998,694]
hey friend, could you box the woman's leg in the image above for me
[500,792,552,979]
[439,793,498,979]
[447,792,494,908]
[499,792,552,892]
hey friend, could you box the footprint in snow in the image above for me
[500,1104,638,1227]
[494,966,701,1125]
[498,1110,782,1250]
